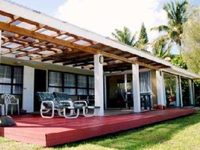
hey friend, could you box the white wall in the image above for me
[23,66,35,112]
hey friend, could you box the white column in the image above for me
[0,30,2,62]
[124,74,128,108]
[192,81,195,105]
[178,76,183,107]
[189,79,194,105]
[175,76,180,107]
[156,71,166,106]
[94,54,104,116]
[104,76,107,109]
[132,64,141,113]
[23,66,35,112]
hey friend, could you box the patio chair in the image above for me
[1,94,19,115]
[79,96,100,117]
[38,92,74,118]
[82,105,100,117]
[54,92,83,118]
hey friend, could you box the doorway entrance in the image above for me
[181,78,192,106]
[106,74,132,109]
[34,69,47,111]
[164,73,177,107]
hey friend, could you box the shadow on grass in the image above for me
[56,111,200,150]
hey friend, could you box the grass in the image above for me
[1,111,200,150]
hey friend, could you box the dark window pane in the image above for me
[77,89,87,95]
[89,89,94,95]
[12,85,22,94]
[13,67,23,84]
[0,85,11,94]
[0,65,11,83]
[77,75,87,88]
[49,72,62,86]
[88,76,94,88]
[64,73,75,87]
[49,87,62,93]
[64,88,76,95]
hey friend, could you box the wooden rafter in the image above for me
[0,22,136,64]
[0,20,168,70]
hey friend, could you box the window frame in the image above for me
[0,64,23,95]
[48,70,94,96]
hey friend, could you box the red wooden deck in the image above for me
[0,108,196,147]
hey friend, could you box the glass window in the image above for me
[89,89,94,95]
[49,72,62,86]
[48,71,94,96]
[64,88,76,95]
[0,65,11,83]
[0,65,23,95]
[0,85,11,94]
[139,71,151,93]
[88,76,94,88]
[64,73,75,87]
[13,67,23,84]
[77,89,87,95]
[77,75,87,88]
[164,73,177,107]
[49,87,62,93]
[12,85,22,94]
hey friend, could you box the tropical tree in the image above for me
[152,0,189,53]
[112,26,137,46]
[135,23,149,50]
[182,8,200,74]
[171,55,187,69]
[152,36,171,59]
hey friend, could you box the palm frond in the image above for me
[151,25,169,32]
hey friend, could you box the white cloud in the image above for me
[55,0,168,41]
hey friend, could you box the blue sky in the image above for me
[12,0,200,16]
[12,0,66,16]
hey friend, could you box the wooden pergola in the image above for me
[0,0,199,116]
[0,10,170,72]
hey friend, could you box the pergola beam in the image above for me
[0,22,149,67]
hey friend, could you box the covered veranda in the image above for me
[0,0,199,147]
[0,0,178,116]
[0,0,199,115]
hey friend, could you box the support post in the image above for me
[156,71,166,107]
[178,76,183,107]
[104,76,107,109]
[124,74,128,108]
[23,66,35,112]
[175,76,180,107]
[132,64,141,113]
[192,81,195,106]
[0,30,2,62]
[189,79,194,105]
[94,54,104,116]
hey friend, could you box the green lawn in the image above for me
[1,110,200,150]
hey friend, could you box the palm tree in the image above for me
[112,27,137,46]
[152,0,188,52]
[152,36,171,59]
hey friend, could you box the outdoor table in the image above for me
[63,101,86,119]
[82,106,100,117]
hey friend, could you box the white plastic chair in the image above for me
[1,94,19,115]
